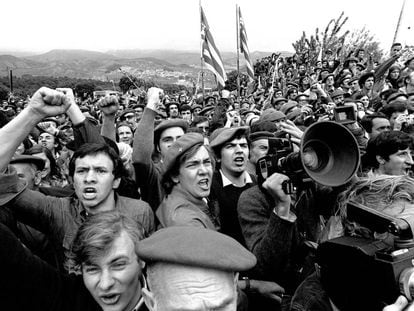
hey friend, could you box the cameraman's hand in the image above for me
[146,87,164,112]
[262,172,291,218]
[280,120,303,147]
[99,95,119,116]
[394,114,407,131]
[383,296,414,311]
[28,87,71,119]
[250,280,285,304]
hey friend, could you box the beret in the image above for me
[286,108,302,121]
[40,117,59,127]
[249,131,274,142]
[259,109,286,123]
[118,109,136,120]
[163,132,204,175]
[356,62,366,70]
[287,82,299,89]
[154,119,188,144]
[331,89,346,99]
[10,155,45,171]
[246,114,260,127]
[199,105,215,116]
[209,126,249,151]
[273,97,288,105]
[348,76,359,84]
[295,93,309,101]
[137,226,257,272]
[191,104,203,112]
[280,101,298,115]
[322,73,335,83]
[387,92,408,103]
[0,167,27,206]
[344,56,358,67]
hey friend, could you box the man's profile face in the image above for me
[196,121,209,136]
[379,147,414,176]
[158,127,185,158]
[73,152,120,212]
[123,113,137,128]
[370,118,390,139]
[219,137,249,176]
[143,263,237,311]
[12,163,39,190]
[82,231,142,311]
[249,139,269,165]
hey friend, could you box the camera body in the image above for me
[333,105,357,125]
[318,201,414,310]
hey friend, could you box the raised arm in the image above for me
[99,95,119,142]
[0,87,71,171]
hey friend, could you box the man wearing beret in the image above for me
[140,226,257,311]
[132,87,188,210]
[119,108,138,132]
[246,131,274,176]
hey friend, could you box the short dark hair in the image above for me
[360,112,388,134]
[69,143,124,179]
[365,131,413,168]
[65,210,144,273]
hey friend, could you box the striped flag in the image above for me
[200,6,227,87]
[238,8,254,81]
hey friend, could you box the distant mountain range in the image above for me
[0,49,292,82]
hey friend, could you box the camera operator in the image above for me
[291,175,414,311]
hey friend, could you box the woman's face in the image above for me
[360,96,370,108]
[174,146,213,199]
[390,69,400,80]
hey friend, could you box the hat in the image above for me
[137,226,256,272]
[280,101,298,115]
[259,109,286,123]
[387,92,408,103]
[287,82,299,89]
[10,155,45,171]
[191,104,203,112]
[322,73,335,83]
[348,76,359,84]
[358,72,375,87]
[198,106,215,116]
[273,97,288,106]
[295,93,309,101]
[209,126,249,152]
[356,62,366,70]
[286,108,302,121]
[331,89,346,99]
[404,56,414,67]
[249,131,274,142]
[246,114,260,127]
[119,108,136,120]
[344,56,358,67]
[40,117,59,127]
[0,167,27,206]
[154,119,188,144]
[162,132,204,175]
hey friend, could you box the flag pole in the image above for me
[392,0,406,45]
[236,4,241,103]
[199,0,205,104]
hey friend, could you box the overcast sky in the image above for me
[2,0,413,54]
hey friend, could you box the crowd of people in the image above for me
[1,41,414,311]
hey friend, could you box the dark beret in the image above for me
[209,126,249,152]
[118,109,136,120]
[137,226,257,272]
[199,106,215,116]
[259,109,286,123]
[10,155,45,171]
[249,131,275,142]
[273,97,288,105]
[154,119,188,144]
[191,104,203,112]
[162,132,204,175]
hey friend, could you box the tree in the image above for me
[292,12,383,66]
[74,82,95,100]
[0,84,9,101]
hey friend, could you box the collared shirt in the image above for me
[219,169,253,187]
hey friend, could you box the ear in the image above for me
[142,288,157,311]
[112,177,121,189]
[376,155,385,165]
[34,171,42,186]
[171,174,180,184]
[233,272,239,287]
[40,169,48,179]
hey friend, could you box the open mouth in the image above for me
[83,187,97,199]
[234,157,245,166]
[100,294,120,305]
[198,178,210,190]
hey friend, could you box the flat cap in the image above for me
[137,226,256,272]
[163,132,204,175]
[280,101,298,115]
[273,97,288,105]
[249,131,274,142]
[331,89,346,99]
[154,119,188,144]
[10,155,45,171]
[209,126,249,151]
[259,108,286,123]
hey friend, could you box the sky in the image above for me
[2,0,413,54]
